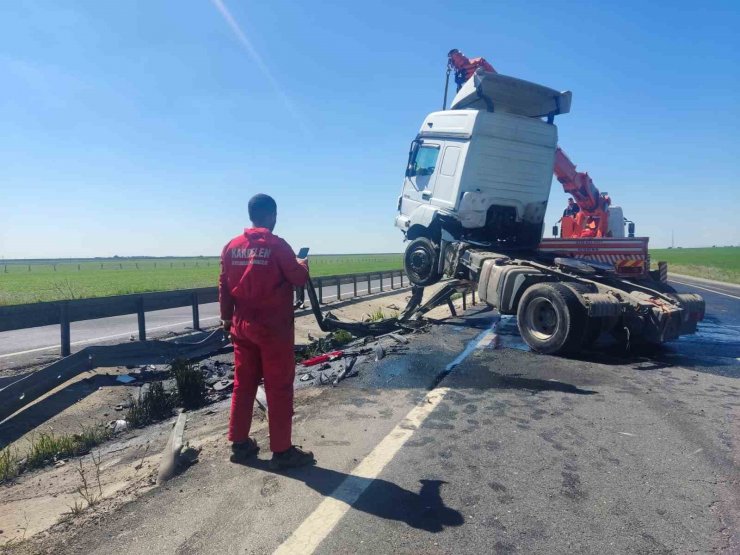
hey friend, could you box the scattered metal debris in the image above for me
[333,356,358,386]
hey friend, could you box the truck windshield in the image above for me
[413,145,439,177]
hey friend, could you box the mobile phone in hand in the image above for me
[297,247,310,259]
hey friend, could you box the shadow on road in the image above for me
[235,458,464,533]
[486,373,597,395]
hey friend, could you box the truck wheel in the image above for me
[404,237,441,286]
[517,283,587,355]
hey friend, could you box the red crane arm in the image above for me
[553,147,600,212]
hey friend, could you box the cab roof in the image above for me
[450,70,572,120]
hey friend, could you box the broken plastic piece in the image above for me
[111,419,128,433]
[213,378,234,392]
[302,351,344,367]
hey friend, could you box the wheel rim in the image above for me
[408,247,432,280]
[524,297,559,341]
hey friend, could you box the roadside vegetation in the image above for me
[0,424,111,484]
[0,254,403,305]
[125,382,176,428]
[0,359,210,484]
[650,246,740,284]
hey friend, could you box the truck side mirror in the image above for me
[628,222,635,237]
[405,139,421,177]
[552,225,558,237]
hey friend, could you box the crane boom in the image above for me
[553,147,611,237]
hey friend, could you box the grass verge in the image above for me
[650,247,740,284]
[0,424,111,484]
[25,426,112,470]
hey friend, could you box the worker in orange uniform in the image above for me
[580,217,599,238]
[219,194,315,469]
[448,48,496,91]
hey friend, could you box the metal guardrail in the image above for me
[0,270,408,357]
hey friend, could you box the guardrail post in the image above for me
[353,275,357,298]
[367,275,371,295]
[379,273,384,292]
[471,287,476,305]
[462,291,467,311]
[317,278,323,304]
[336,277,341,301]
[391,271,395,289]
[191,292,200,330]
[137,298,146,340]
[60,302,71,357]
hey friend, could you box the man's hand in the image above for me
[222,319,232,334]
[297,257,309,271]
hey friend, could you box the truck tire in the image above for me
[516,283,587,355]
[404,237,441,286]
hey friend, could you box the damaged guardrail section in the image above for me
[0,330,230,424]
[0,270,407,357]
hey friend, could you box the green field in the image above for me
[3,247,736,306]
[0,255,403,306]
[650,246,740,284]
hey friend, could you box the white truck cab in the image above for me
[396,71,572,285]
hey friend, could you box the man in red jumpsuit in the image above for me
[448,48,496,91]
[219,193,315,469]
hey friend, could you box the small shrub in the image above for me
[171,359,207,410]
[332,330,353,346]
[126,382,175,428]
[0,447,21,482]
[301,337,334,360]
[368,307,387,322]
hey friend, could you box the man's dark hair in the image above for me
[248,194,277,224]
[448,48,460,57]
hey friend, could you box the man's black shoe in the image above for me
[230,438,259,462]
[270,445,315,470]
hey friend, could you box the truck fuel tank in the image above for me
[477,261,546,315]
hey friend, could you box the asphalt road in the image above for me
[34,274,740,554]
[0,276,409,370]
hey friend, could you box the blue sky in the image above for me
[1,0,738,258]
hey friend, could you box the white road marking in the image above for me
[670,279,740,301]
[272,327,496,555]
[0,317,221,359]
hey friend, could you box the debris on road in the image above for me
[110,419,129,433]
[333,356,358,386]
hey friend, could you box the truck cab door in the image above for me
[400,140,441,217]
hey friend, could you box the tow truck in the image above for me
[388,61,705,355]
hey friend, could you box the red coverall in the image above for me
[449,52,496,90]
[219,228,309,453]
